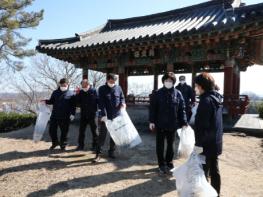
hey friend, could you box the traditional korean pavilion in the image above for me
[36,0,263,116]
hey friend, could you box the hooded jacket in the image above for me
[194,90,223,157]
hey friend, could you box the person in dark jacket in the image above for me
[194,72,223,195]
[75,79,98,151]
[176,75,196,121]
[43,78,76,151]
[93,73,126,163]
[149,72,188,174]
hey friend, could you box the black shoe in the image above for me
[158,166,167,175]
[167,163,174,170]
[108,151,116,159]
[60,146,66,151]
[92,154,101,163]
[49,143,59,150]
[75,146,84,151]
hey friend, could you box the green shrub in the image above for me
[0,112,36,133]
[257,102,263,119]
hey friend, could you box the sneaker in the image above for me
[60,146,66,151]
[49,143,59,150]
[158,166,167,175]
[92,154,101,163]
[167,163,174,170]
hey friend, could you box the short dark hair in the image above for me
[179,75,186,81]
[194,72,215,92]
[107,73,117,81]
[162,72,176,84]
[59,78,69,84]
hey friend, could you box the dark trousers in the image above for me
[49,118,70,147]
[156,129,175,168]
[203,156,221,195]
[78,117,98,148]
[96,121,115,154]
[186,104,192,122]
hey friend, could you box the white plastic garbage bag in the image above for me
[33,103,51,142]
[189,104,198,125]
[173,147,218,197]
[105,109,142,148]
[177,126,195,158]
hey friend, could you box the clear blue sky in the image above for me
[25,0,262,47]
[3,0,263,95]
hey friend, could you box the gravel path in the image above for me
[0,124,263,197]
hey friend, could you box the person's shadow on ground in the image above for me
[26,168,176,197]
[0,120,178,196]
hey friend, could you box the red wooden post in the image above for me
[82,67,89,80]
[224,59,234,96]
[153,65,159,90]
[118,67,128,97]
[154,74,158,90]
[232,65,240,97]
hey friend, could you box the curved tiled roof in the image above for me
[37,0,263,52]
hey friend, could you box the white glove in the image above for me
[101,116,107,122]
[70,115,75,121]
[121,103,127,109]
[149,123,155,131]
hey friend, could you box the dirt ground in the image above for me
[0,124,263,197]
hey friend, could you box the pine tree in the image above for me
[0,0,43,71]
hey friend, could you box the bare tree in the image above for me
[12,54,82,113]
[30,54,82,92]
[88,69,106,88]
[11,54,108,114]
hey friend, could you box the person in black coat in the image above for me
[93,73,126,163]
[75,79,98,151]
[176,75,196,121]
[194,72,223,195]
[43,78,76,151]
[149,72,188,174]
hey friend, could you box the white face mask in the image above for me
[164,82,174,89]
[60,86,68,92]
[180,80,186,85]
[107,82,115,88]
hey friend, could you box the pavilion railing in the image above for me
[126,94,250,116]
[223,94,250,116]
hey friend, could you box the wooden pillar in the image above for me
[154,74,158,90]
[224,59,235,116]
[118,67,128,97]
[191,64,196,88]
[82,67,89,79]
[153,65,159,90]
[224,59,235,96]
[232,65,240,97]
[167,63,174,72]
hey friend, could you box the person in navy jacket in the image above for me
[149,72,188,174]
[194,72,223,195]
[43,78,76,151]
[93,73,126,162]
[75,79,98,151]
[176,75,196,121]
